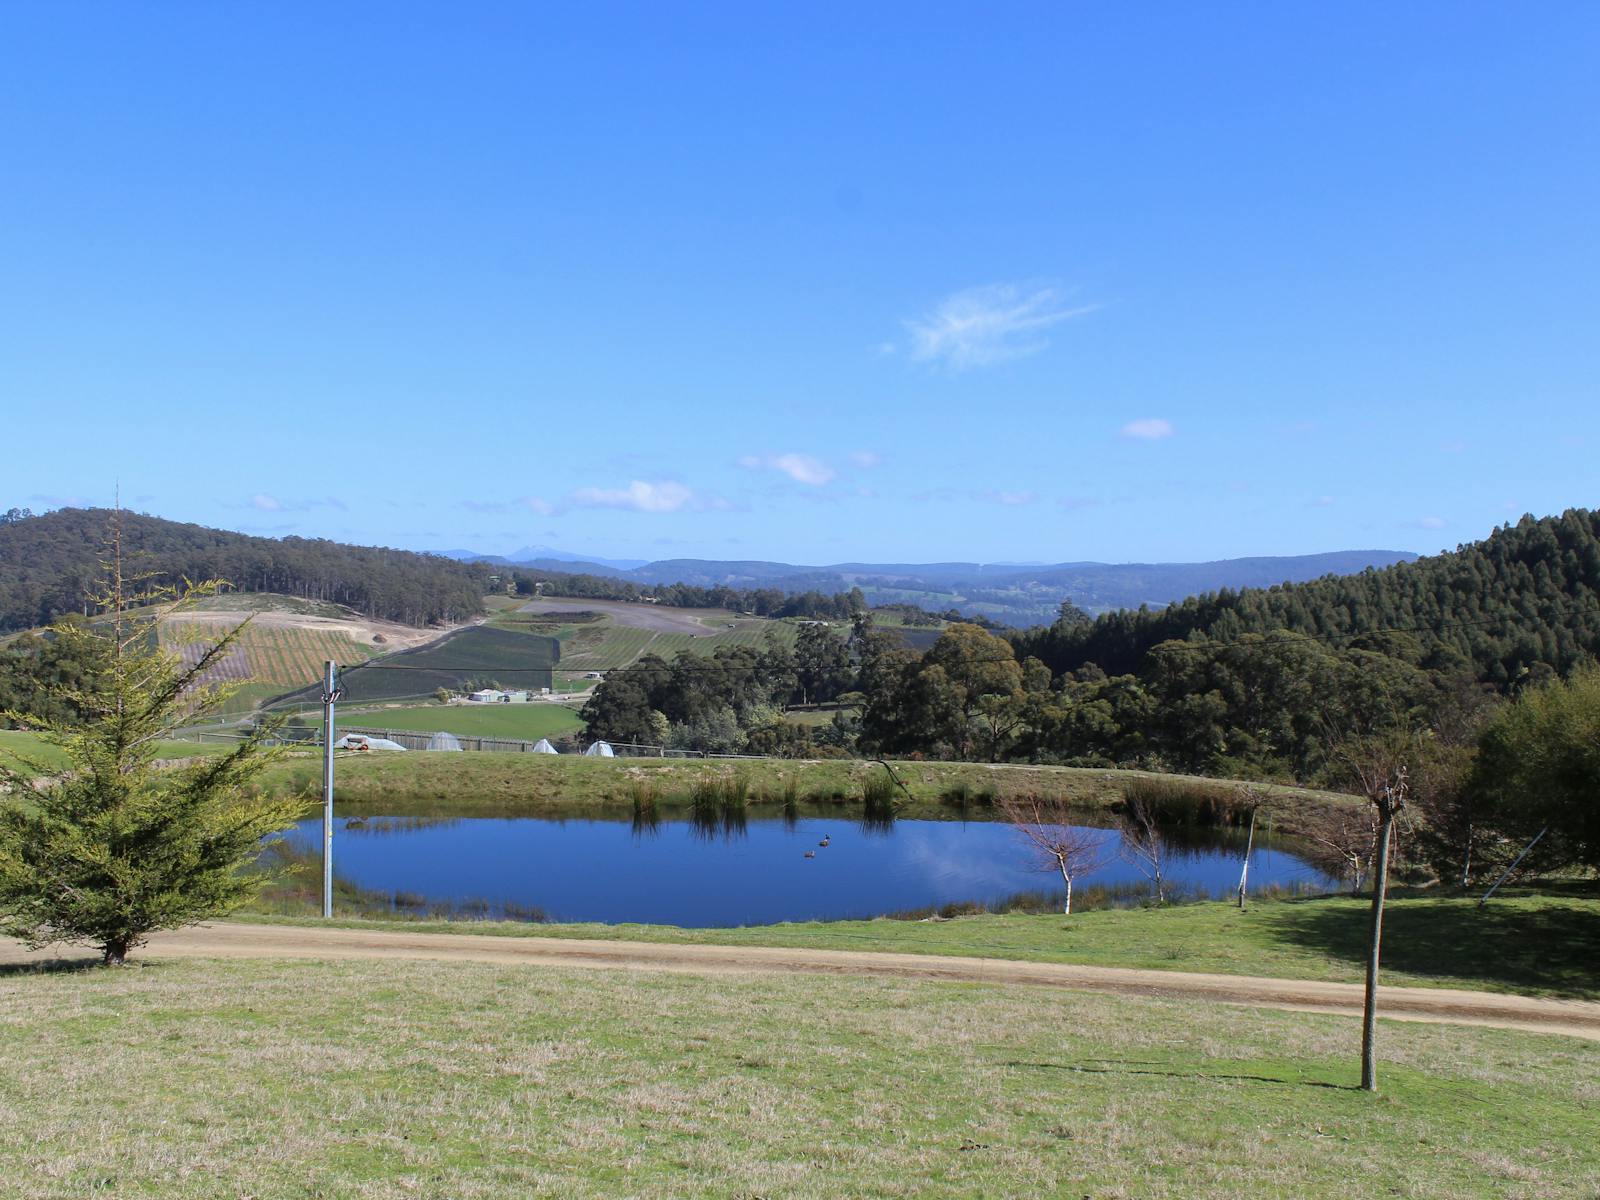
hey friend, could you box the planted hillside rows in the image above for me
[160,623,369,688]
[273,626,561,706]
[558,621,801,671]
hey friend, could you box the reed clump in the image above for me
[861,772,900,831]
[1119,775,1253,828]
[629,779,660,820]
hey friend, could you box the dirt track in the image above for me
[517,597,729,635]
[5,923,1597,1041]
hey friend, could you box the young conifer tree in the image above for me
[0,514,307,964]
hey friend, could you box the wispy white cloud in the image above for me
[245,493,347,513]
[911,487,1043,507]
[1310,495,1337,508]
[1416,515,1448,530]
[849,449,883,469]
[738,453,837,486]
[983,489,1038,506]
[904,284,1094,370]
[772,454,834,485]
[1119,418,1175,440]
[569,480,706,513]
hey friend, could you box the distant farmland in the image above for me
[159,621,377,689]
[341,701,584,741]
[272,626,559,706]
[492,599,808,673]
[487,594,956,673]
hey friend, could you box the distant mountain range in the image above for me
[435,547,1420,626]
[437,546,649,571]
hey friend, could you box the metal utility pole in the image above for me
[1236,803,1259,909]
[1478,825,1548,908]
[321,660,342,919]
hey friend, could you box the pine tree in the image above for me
[0,519,306,964]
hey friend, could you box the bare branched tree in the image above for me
[996,793,1109,915]
[1118,788,1167,903]
[1287,799,1379,894]
[1331,732,1415,1094]
[1235,785,1270,908]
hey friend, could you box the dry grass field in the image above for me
[1,954,1595,1198]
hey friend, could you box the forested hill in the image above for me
[0,508,489,631]
[1013,509,1600,687]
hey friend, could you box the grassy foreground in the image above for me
[247,750,1348,819]
[0,955,1593,1198]
[242,890,1600,1001]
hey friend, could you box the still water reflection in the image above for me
[287,814,1336,927]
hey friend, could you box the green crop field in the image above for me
[341,701,585,741]
[271,625,560,707]
[554,616,801,672]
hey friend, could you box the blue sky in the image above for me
[4,3,1597,565]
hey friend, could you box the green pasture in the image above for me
[269,625,560,707]
[1,953,1593,1198]
[0,729,223,777]
[340,701,585,741]
[260,890,1600,1001]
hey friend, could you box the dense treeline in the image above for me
[517,567,1007,627]
[579,622,857,756]
[512,568,874,620]
[1014,510,1600,687]
[0,509,489,631]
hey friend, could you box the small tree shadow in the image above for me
[1265,894,1600,1000]
[0,955,104,978]
[1003,1058,1354,1091]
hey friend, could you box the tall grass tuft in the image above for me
[719,774,749,816]
[690,778,721,822]
[1119,775,1253,829]
[781,777,800,829]
[629,779,659,818]
[861,771,899,832]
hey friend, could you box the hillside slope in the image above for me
[0,508,489,631]
[1015,508,1600,686]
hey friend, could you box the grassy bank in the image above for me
[239,889,1600,1001]
[0,955,1593,1198]
[0,729,221,777]
[249,749,1350,820]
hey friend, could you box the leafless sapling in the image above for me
[1335,734,1414,1094]
[996,793,1109,915]
[1118,787,1168,903]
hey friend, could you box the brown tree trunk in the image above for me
[1361,803,1396,1092]
[102,937,131,967]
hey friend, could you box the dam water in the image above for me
[286,813,1338,926]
